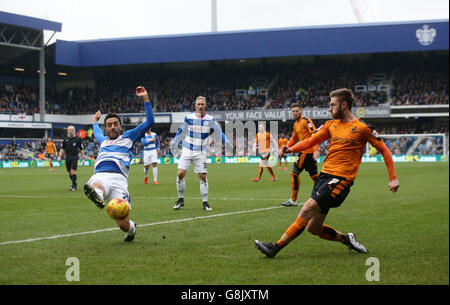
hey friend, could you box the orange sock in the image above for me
[257,167,263,179]
[276,217,307,247]
[291,172,300,202]
[317,225,345,243]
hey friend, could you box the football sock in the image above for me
[176,177,186,198]
[153,167,158,181]
[257,167,263,179]
[291,172,300,202]
[315,225,345,242]
[200,179,208,202]
[267,167,275,178]
[94,187,104,201]
[276,216,308,247]
[144,168,148,177]
[72,174,77,187]
[128,220,136,234]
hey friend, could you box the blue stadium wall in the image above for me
[55,20,449,67]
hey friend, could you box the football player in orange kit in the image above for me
[281,103,320,207]
[255,88,399,257]
[277,133,289,171]
[252,123,278,182]
[45,137,57,171]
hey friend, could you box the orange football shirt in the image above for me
[288,116,318,154]
[291,118,384,181]
[256,132,272,153]
[46,141,56,154]
[278,137,289,148]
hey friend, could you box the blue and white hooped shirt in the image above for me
[173,112,228,153]
[141,132,160,151]
[93,102,154,178]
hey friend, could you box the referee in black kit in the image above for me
[57,125,85,191]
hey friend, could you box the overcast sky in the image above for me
[0,0,448,43]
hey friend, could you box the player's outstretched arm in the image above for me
[92,111,107,144]
[136,86,150,103]
[374,141,399,193]
[124,86,155,142]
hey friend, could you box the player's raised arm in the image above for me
[123,86,155,142]
[92,111,107,144]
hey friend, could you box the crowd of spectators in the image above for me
[1,53,447,116]
[391,69,448,105]
[1,120,447,162]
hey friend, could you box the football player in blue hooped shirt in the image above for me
[84,86,154,242]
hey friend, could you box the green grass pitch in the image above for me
[0,161,448,285]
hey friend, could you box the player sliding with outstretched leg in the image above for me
[84,86,155,242]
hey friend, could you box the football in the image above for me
[106,198,130,220]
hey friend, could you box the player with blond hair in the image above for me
[172,96,229,211]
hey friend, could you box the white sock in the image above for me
[144,168,148,177]
[176,177,185,198]
[153,167,158,181]
[128,220,136,234]
[200,179,208,202]
[94,188,104,201]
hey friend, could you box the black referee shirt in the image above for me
[62,136,84,159]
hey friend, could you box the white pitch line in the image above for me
[0,206,287,246]
[0,194,286,201]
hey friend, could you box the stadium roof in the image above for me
[55,19,449,67]
[0,11,62,66]
[0,11,62,32]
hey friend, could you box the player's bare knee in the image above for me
[177,170,186,180]
[90,181,104,191]
[299,199,321,220]
[306,223,321,235]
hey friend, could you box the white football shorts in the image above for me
[143,149,158,166]
[177,148,208,173]
[87,172,131,207]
